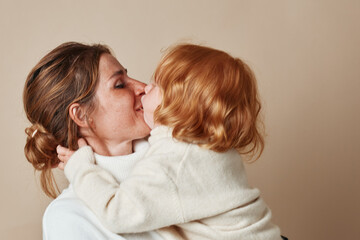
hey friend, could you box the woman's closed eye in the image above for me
[113,69,127,89]
[115,82,125,89]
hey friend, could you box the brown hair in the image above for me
[23,42,111,198]
[154,44,264,161]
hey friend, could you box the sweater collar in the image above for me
[94,139,149,182]
[148,126,173,145]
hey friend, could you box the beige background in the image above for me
[1,0,359,239]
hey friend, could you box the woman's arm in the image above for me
[63,146,184,234]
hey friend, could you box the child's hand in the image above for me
[57,138,88,170]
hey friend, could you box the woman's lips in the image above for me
[135,105,144,112]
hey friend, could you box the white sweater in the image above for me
[43,140,164,240]
[65,126,282,240]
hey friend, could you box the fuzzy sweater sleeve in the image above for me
[64,146,184,234]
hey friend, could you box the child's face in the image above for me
[141,83,162,129]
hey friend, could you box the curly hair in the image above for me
[153,44,264,161]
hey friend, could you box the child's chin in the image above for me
[144,118,154,130]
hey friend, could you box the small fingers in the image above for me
[56,145,74,156]
[57,154,68,163]
[57,162,65,170]
[57,154,69,170]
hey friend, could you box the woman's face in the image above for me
[88,53,150,148]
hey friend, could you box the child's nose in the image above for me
[144,84,152,94]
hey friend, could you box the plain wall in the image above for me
[1,0,359,239]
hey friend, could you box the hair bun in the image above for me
[24,123,59,198]
[25,123,45,139]
[25,123,58,166]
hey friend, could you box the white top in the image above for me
[65,126,282,240]
[43,140,164,240]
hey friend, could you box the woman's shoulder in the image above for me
[43,185,84,220]
[43,186,164,240]
[43,185,89,234]
[43,185,123,240]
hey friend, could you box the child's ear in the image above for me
[69,103,89,128]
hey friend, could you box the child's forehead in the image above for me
[147,79,160,88]
[151,77,160,85]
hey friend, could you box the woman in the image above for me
[23,42,167,239]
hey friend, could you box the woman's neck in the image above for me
[85,137,133,156]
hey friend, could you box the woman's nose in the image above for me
[130,78,146,96]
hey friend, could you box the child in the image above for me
[58,44,283,239]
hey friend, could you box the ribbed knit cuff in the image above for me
[64,146,95,183]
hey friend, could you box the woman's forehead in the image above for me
[99,54,126,79]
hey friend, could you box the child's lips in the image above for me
[141,95,145,104]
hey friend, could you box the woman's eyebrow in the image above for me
[109,69,126,80]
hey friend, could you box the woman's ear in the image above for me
[69,103,89,128]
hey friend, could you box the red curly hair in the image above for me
[153,44,264,161]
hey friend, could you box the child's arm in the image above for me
[57,138,87,170]
[60,145,184,234]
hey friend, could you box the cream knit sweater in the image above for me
[43,140,164,240]
[65,126,281,240]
